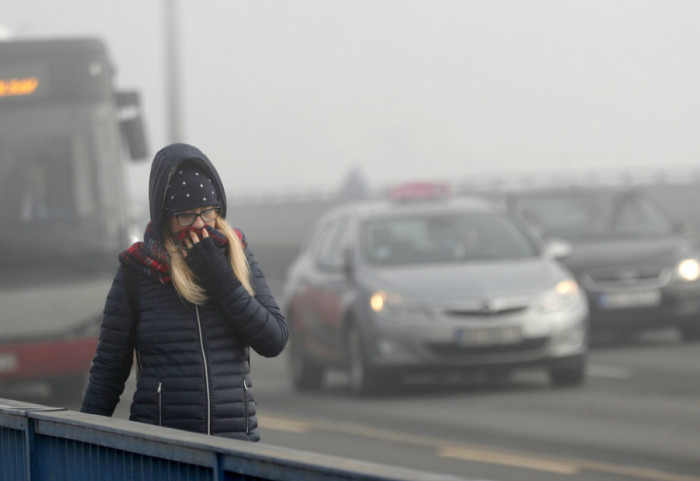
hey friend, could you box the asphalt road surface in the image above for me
[4,281,699,481]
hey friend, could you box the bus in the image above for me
[0,37,147,401]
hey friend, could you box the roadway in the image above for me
[246,330,700,481]
[4,279,700,481]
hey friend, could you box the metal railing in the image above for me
[0,398,470,481]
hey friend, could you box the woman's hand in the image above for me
[184,229,239,291]
[181,227,209,258]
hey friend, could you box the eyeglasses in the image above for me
[174,207,220,226]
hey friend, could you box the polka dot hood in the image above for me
[148,143,227,241]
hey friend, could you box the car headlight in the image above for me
[369,291,433,321]
[677,258,700,282]
[537,280,583,313]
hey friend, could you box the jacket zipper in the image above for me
[157,381,163,426]
[195,305,212,435]
[242,379,250,434]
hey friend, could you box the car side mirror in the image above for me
[342,247,355,280]
[675,221,694,238]
[545,238,572,260]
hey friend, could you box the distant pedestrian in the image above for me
[81,143,288,441]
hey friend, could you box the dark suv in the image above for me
[506,187,700,342]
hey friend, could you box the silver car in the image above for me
[282,191,589,394]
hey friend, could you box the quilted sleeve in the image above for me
[80,265,136,416]
[201,230,289,357]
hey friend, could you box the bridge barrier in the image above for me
[0,398,472,481]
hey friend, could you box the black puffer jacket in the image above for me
[81,144,288,441]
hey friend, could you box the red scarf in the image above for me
[119,223,232,284]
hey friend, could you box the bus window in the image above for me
[1,137,75,223]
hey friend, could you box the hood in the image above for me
[361,258,569,301]
[561,236,692,274]
[148,143,227,241]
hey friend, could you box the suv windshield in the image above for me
[513,190,676,241]
[363,213,538,266]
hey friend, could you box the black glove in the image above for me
[185,237,241,293]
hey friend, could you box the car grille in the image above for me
[426,337,548,358]
[581,266,670,291]
[438,296,532,318]
[443,306,528,317]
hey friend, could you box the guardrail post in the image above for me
[24,415,36,481]
[0,401,67,481]
[215,452,225,481]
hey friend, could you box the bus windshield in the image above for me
[0,103,127,270]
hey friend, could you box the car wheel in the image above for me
[346,323,383,395]
[289,327,324,391]
[485,368,513,385]
[549,364,585,388]
[680,326,700,342]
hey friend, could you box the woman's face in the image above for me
[168,206,219,237]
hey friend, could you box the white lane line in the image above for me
[586,364,632,379]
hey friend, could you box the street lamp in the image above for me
[164,0,183,142]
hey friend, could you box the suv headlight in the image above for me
[677,258,700,282]
[537,280,583,313]
[369,291,433,321]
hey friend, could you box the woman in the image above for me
[81,143,288,441]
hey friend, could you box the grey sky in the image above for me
[4,1,700,199]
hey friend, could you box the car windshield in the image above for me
[362,212,538,266]
[513,191,676,240]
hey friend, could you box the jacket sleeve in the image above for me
[198,231,289,357]
[80,265,136,416]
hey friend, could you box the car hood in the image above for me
[560,236,691,274]
[362,258,568,301]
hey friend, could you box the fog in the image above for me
[5,1,700,202]
[4,5,700,478]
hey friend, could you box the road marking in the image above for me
[587,364,632,379]
[438,446,579,474]
[260,413,700,480]
[260,415,310,433]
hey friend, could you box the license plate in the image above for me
[0,352,18,373]
[454,326,522,346]
[597,290,661,309]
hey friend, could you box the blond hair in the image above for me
[164,217,255,304]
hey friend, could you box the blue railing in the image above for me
[0,398,470,481]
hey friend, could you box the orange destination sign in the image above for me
[0,77,40,97]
